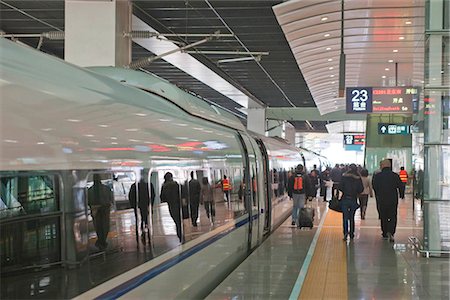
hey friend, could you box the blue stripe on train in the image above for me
[96,213,258,300]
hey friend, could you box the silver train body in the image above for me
[0,38,328,298]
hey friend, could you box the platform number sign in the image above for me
[346,87,373,113]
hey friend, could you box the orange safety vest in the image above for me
[222,178,231,191]
[294,176,303,191]
[399,170,408,183]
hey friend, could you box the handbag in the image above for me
[328,197,342,212]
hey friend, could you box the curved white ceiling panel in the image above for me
[273,0,424,115]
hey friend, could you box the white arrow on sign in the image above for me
[380,126,387,133]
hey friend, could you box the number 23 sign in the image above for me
[346,87,373,113]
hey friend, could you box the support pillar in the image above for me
[247,108,266,135]
[65,0,131,67]
[267,120,284,139]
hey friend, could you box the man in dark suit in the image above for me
[373,159,402,242]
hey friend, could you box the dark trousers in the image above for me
[224,190,230,202]
[190,197,200,224]
[358,194,369,219]
[399,182,406,199]
[320,184,327,200]
[168,203,182,241]
[92,205,111,249]
[204,201,215,219]
[341,198,357,237]
[139,206,149,230]
[379,204,398,236]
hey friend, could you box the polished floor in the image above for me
[207,195,450,299]
[0,198,239,299]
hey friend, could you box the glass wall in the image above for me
[423,0,450,253]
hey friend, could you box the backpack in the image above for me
[294,175,303,192]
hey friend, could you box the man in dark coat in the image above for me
[373,159,402,242]
[87,174,113,251]
[330,164,343,200]
[189,171,201,227]
[129,175,155,233]
[160,172,182,242]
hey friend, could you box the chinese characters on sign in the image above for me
[346,87,373,113]
[343,134,365,145]
[346,87,419,114]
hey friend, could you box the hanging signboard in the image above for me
[378,123,411,135]
[346,87,419,114]
[343,134,365,145]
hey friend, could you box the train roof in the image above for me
[87,67,246,132]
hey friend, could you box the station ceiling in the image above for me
[0,0,424,134]
[0,0,328,132]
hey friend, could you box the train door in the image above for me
[248,137,268,238]
[239,134,261,249]
[254,138,271,234]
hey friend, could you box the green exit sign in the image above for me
[378,123,411,135]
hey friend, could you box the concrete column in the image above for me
[247,108,266,135]
[284,122,296,145]
[65,0,131,67]
[267,120,284,138]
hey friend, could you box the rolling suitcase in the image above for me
[298,207,314,229]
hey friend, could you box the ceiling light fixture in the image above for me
[329,67,334,70]
[326,47,331,51]
[398,36,405,40]
[324,33,330,37]
[321,17,328,21]
[382,75,386,78]
[135,113,147,117]
[393,49,398,53]
[385,68,390,71]
[327,58,333,62]
[405,21,412,25]
[388,59,394,63]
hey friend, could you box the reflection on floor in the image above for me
[207,194,449,300]
[0,199,243,299]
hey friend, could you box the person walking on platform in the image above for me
[358,169,373,220]
[319,167,331,202]
[129,173,155,234]
[87,174,113,251]
[339,164,363,240]
[373,159,402,242]
[160,172,183,242]
[287,164,311,226]
[330,164,342,200]
[201,177,215,223]
[221,175,231,202]
[189,171,201,227]
[398,167,408,200]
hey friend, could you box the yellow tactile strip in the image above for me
[299,210,348,300]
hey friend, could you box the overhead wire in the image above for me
[204,0,297,108]
[0,0,63,32]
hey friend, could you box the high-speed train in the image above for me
[0,38,328,298]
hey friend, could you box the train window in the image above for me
[0,174,59,219]
[113,172,136,210]
[0,173,62,272]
